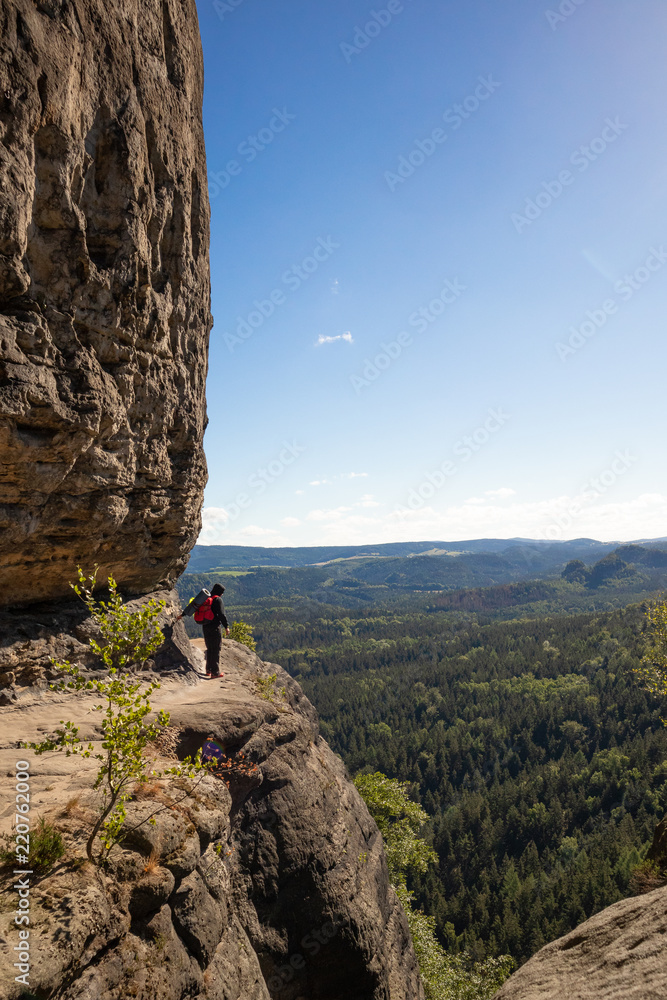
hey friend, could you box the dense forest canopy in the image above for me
[261,605,666,962]
[186,537,632,572]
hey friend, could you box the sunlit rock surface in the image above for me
[493,882,667,1000]
[0,642,424,999]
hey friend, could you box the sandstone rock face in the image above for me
[493,883,667,1000]
[0,0,211,606]
[0,643,424,999]
[0,588,205,703]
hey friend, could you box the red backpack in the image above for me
[194,596,215,623]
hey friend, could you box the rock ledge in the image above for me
[0,641,423,1000]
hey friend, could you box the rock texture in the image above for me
[0,588,201,700]
[0,0,211,606]
[0,641,424,999]
[492,883,667,1000]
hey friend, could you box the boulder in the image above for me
[493,884,667,1000]
[171,870,226,966]
[129,866,176,919]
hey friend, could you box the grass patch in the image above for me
[0,817,65,873]
[143,846,161,874]
[255,673,286,702]
[629,859,667,894]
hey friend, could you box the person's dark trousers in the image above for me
[202,622,222,676]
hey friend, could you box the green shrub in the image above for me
[0,817,65,873]
[629,859,666,894]
[635,598,667,725]
[31,817,66,870]
[25,568,212,865]
[353,771,436,878]
[355,771,514,1000]
[255,672,286,702]
[229,620,256,650]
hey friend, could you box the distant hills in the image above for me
[179,537,667,614]
[188,537,666,572]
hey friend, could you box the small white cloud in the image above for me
[309,472,367,487]
[295,489,305,495]
[306,506,353,522]
[201,506,231,525]
[331,279,340,295]
[315,331,354,346]
[485,488,516,499]
[305,509,327,522]
[239,525,282,538]
[306,496,381,521]
[281,517,301,527]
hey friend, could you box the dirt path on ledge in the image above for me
[0,639,271,836]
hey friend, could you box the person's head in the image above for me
[211,583,225,596]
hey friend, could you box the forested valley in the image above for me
[177,546,667,966]
[250,604,667,961]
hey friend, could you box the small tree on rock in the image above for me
[636,598,667,725]
[229,620,256,650]
[26,568,209,865]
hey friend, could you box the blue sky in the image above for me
[195,0,667,547]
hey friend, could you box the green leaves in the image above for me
[72,566,166,672]
[229,620,257,650]
[353,771,436,879]
[636,599,667,722]
[396,879,514,1000]
[355,771,513,1000]
[24,568,211,865]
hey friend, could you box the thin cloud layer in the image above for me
[305,473,368,488]
[200,493,667,546]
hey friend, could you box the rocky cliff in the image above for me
[0,640,424,999]
[0,0,211,606]
[0,586,198,697]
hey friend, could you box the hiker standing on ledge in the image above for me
[177,583,230,679]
